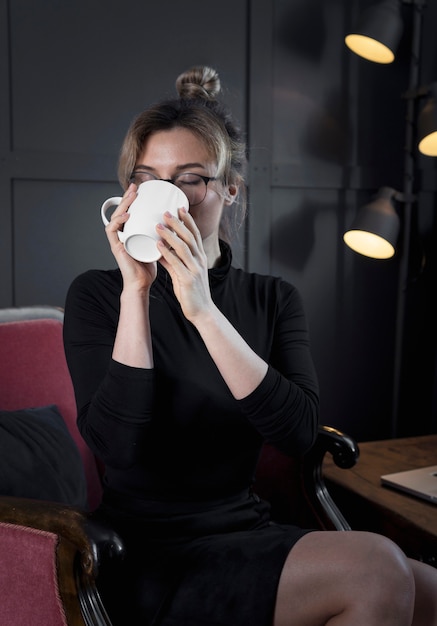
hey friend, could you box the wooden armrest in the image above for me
[0,496,124,578]
[301,425,360,531]
[0,496,122,624]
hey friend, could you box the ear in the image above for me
[224,184,238,206]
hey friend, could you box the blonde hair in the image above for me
[117,66,247,242]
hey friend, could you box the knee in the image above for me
[362,533,415,615]
[275,530,416,625]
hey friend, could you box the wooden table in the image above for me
[323,434,437,567]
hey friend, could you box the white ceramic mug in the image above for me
[101,180,189,262]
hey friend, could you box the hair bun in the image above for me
[176,66,221,101]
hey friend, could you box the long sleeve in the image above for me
[238,365,318,456]
[64,270,155,468]
[228,273,319,456]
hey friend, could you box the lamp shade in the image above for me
[345,0,403,64]
[417,84,437,156]
[343,187,400,259]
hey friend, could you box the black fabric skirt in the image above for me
[94,488,313,626]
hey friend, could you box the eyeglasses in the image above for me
[129,171,217,206]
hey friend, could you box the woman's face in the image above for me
[135,127,230,241]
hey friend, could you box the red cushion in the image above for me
[0,522,68,625]
[0,319,101,509]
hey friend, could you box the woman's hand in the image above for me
[105,183,157,291]
[156,207,214,321]
[157,207,268,400]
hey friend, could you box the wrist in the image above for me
[190,303,221,333]
[120,285,151,304]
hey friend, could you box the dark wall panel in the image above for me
[10,0,247,155]
[13,180,117,306]
[3,0,248,307]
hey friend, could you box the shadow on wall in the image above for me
[300,88,351,165]
[276,0,326,63]
[269,200,317,271]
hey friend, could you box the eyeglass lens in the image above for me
[130,172,209,206]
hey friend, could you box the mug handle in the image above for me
[101,197,122,225]
[101,197,126,242]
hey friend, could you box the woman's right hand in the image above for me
[105,183,157,291]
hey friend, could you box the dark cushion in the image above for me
[0,405,87,507]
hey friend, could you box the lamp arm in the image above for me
[391,0,424,437]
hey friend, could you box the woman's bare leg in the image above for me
[273,530,417,626]
[410,558,437,625]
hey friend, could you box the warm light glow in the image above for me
[345,34,395,64]
[343,229,395,259]
[418,130,437,156]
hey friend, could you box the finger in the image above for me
[161,210,197,246]
[177,206,198,231]
[111,184,137,220]
[106,185,137,237]
[157,221,197,265]
[177,207,204,250]
[106,185,137,233]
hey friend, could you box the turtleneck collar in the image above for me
[209,240,233,285]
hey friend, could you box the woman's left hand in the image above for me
[156,208,213,322]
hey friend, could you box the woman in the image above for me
[64,66,437,625]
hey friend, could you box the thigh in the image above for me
[273,530,415,626]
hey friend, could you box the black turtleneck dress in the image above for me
[63,241,319,626]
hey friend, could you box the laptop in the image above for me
[381,465,437,504]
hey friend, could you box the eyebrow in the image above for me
[133,162,207,172]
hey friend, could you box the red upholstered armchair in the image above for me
[0,305,358,626]
[0,306,123,626]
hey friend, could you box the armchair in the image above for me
[0,306,122,626]
[0,305,359,625]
